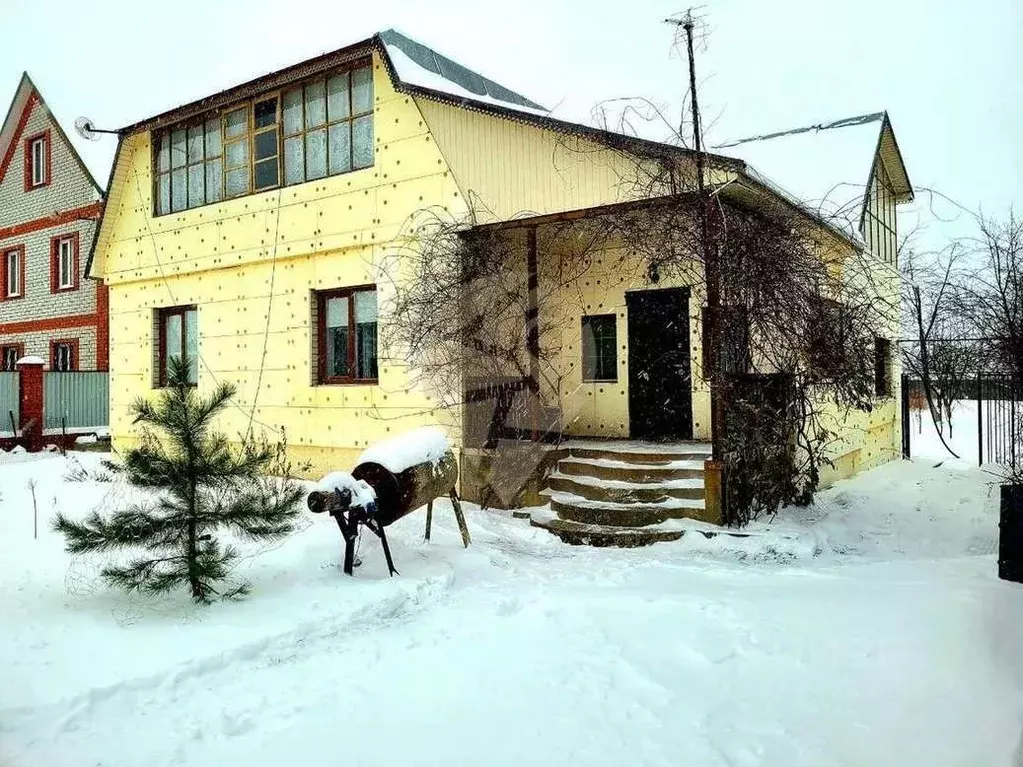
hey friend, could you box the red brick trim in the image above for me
[23,128,52,191]
[0,202,104,241]
[0,313,97,335]
[50,231,81,293]
[0,342,25,371]
[0,92,37,184]
[0,244,26,301]
[95,279,109,371]
[49,338,80,371]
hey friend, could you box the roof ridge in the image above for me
[714,111,886,149]
[378,28,546,112]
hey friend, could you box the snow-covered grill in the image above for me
[307,428,470,576]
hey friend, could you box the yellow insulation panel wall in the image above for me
[97,52,467,478]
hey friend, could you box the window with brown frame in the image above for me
[316,286,378,384]
[156,305,198,386]
[24,130,50,190]
[50,233,80,292]
[1,344,23,371]
[3,246,24,299]
[50,340,77,372]
[153,62,373,216]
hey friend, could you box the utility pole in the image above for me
[666,8,727,521]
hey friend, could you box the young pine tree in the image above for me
[53,356,305,604]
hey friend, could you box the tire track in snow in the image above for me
[0,567,458,753]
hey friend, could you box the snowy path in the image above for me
[1,452,1021,766]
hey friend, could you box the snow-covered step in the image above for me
[558,456,704,483]
[564,440,712,465]
[546,472,705,503]
[548,490,710,528]
[528,513,685,547]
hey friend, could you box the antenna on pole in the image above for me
[663,8,727,511]
[74,117,119,142]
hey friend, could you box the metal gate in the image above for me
[0,371,18,432]
[977,373,1022,468]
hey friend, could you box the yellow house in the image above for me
[88,30,912,541]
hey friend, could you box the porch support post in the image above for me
[16,356,44,452]
[526,226,541,441]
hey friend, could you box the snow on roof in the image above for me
[715,113,886,238]
[379,30,550,119]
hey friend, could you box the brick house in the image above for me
[0,73,106,372]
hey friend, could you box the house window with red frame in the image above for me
[24,130,51,190]
[50,233,80,292]
[315,286,378,384]
[1,344,24,371]
[2,246,24,298]
[50,340,77,371]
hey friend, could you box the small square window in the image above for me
[582,315,617,382]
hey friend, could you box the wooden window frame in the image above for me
[50,232,80,292]
[155,116,225,215]
[24,129,51,191]
[49,339,79,372]
[316,285,379,385]
[2,245,26,300]
[281,65,375,187]
[0,343,25,371]
[157,305,198,387]
[581,314,618,383]
[152,59,373,216]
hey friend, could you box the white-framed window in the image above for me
[30,135,47,187]
[5,248,21,297]
[51,342,75,372]
[58,237,74,289]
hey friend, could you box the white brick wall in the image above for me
[0,101,101,229]
[0,326,96,369]
[0,87,105,369]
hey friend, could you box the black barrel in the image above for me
[353,449,458,527]
[1000,483,1023,583]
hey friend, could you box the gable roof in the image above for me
[0,72,104,195]
[714,112,913,239]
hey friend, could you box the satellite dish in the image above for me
[74,117,103,141]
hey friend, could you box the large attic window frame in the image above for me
[864,159,898,265]
[152,59,374,217]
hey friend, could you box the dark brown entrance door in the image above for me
[626,287,693,441]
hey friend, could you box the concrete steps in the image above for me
[531,440,716,545]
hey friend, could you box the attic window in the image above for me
[153,60,373,216]
[24,131,50,190]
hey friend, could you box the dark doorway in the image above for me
[626,287,693,441]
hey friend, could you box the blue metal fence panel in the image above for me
[0,372,18,432]
[43,372,109,431]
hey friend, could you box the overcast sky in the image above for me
[3,0,1019,244]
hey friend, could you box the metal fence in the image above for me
[978,373,1022,469]
[0,372,18,431]
[43,372,109,431]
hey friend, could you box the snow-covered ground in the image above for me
[1,449,1021,766]
[908,399,983,464]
